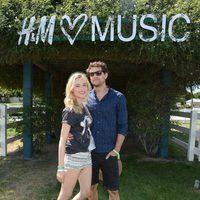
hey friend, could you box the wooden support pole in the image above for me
[159,68,172,158]
[23,61,33,159]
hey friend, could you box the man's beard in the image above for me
[92,82,103,87]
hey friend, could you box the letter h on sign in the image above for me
[18,16,35,46]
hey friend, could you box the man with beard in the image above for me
[86,61,128,200]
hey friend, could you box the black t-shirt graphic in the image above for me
[62,107,93,154]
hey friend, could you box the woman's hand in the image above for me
[56,171,65,183]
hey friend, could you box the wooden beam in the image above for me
[23,60,33,159]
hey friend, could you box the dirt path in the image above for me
[0,142,58,200]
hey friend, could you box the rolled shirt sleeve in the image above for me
[117,94,128,136]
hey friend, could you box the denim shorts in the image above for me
[91,152,119,190]
[64,152,92,169]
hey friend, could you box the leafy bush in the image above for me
[127,70,178,155]
[22,96,62,152]
[0,87,22,102]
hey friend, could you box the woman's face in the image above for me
[72,76,88,100]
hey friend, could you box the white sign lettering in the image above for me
[161,15,167,42]
[168,14,191,42]
[92,16,114,41]
[17,13,191,46]
[36,15,56,45]
[18,16,35,45]
[60,14,88,45]
[139,14,158,42]
[117,15,137,42]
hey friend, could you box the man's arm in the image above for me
[106,93,128,159]
[114,134,125,153]
[105,133,125,159]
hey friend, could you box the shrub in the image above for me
[127,70,178,155]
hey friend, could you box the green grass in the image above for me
[3,118,200,200]
[7,128,21,137]
[120,157,200,200]
[37,149,200,200]
[7,128,18,137]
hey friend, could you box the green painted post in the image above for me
[45,72,52,144]
[23,61,33,159]
[159,68,172,158]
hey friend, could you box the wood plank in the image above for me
[7,106,23,115]
[170,111,191,118]
[7,120,22,129]
[171,124,190,134]
[7,135,21,144]
[170,137,188,149]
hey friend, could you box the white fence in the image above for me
[170,108,200,161]
[0,104,23,156]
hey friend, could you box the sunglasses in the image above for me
[88,70,104,77]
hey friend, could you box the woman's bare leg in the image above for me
[57,169,81,200]
[72,165,92,200]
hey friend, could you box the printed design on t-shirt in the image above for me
[80,115,92,138]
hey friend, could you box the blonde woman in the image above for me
[57,72,95,200]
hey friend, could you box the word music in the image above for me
[17,13,191,45]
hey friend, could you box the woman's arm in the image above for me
[57,123,71,183]
[58,123,71,166]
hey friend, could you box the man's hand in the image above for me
[105,150,118,159]
[67,133,74,141]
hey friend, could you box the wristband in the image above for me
[113,149,120,159]
[57,166,64,170]
[57,169,64,172]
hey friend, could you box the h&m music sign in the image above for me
[18,13,191,46]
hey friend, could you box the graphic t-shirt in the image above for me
[62,106,95,154]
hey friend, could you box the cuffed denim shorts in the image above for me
[64,152,92,169]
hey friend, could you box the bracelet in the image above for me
[113,149,120,159]
[57,166,64,170]
[57,169,64,172]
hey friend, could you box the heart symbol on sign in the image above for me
[60,14,88,45]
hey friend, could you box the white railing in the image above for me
[0,104,23,156]
[170,108,200,161]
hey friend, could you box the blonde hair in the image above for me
[64,72,91,113]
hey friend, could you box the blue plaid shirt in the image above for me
[87,88,128,153]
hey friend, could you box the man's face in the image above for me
[88,67,108,87]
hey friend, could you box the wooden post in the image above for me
[0,104,7,156]
[23,61,33,159]
[159,68,172,158]
[187,108,198,161]
[197,137,200,162]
